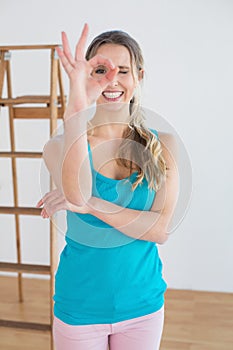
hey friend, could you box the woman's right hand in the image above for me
[56,23,118,115]
[36,189,91,218]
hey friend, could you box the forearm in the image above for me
[86,161,178,244]
[88,197,164,243]
[62,110,92,206]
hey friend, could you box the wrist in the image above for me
[64,103,96,123]
[64,105,88,120]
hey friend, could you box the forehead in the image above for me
[96,44,131,67]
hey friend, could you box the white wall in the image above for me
[0,0,232,292]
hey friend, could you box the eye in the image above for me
[119,71,129,74]
[94,66,107,74]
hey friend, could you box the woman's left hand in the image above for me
[36,189,91,218]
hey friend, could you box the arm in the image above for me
[88,197,164,243]
[40,132,179,243]
[42,119,92,206]
[42,23,118,206]
[87,132,179,244]
[42,112,92,206]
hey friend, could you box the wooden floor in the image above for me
[0,276,232,349]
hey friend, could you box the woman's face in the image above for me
[92,44,139,110]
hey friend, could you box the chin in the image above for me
[96,101,129,112]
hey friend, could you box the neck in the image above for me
[89,103,131,139]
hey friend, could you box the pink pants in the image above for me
[53,306,164,350]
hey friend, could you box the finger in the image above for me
[75,23,89,61]
[48,197,66,208]
[56,46,74,76]
[43,197,66,214]
[36,189,60,207]
[41,208,49,218]
[61,31,76,66]
[41,200,66,218]
[36,199,43,207]
[37,191,55,205]
[88,54,115,71]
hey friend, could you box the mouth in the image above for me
[102,91,124,102]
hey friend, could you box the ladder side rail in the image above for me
[6,52,24,302]
[49,48,60,350]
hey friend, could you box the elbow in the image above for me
[157,223,170,244]
[148,229,168,245]
[149,218,169,244]
[157,231,169,244]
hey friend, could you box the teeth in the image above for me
[103,92,122,99]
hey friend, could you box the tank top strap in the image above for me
[149,128,159,139]
[87,142,94,169]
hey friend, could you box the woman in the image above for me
[36,23,178,350]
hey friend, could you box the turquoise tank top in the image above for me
[53,128,167,325]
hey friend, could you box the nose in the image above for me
[109,78,118,87]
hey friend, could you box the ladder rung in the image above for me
[13,106,63,119]
[0,44,59,51]
[0,207,41,215]
[0,262,50,274]
[0,319,51,331]
[0,151,42,158]
[0,95,64,106]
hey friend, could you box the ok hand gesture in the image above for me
[56,23,118,114]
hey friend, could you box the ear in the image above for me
[134,69,144,88]
[138,68,144,81]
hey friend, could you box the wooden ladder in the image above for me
[0,45,66,349]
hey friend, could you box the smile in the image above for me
[102,91,124,101]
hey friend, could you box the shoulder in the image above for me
[43,134,63,148]
[47,134,63,144]
[149,129,177,152]
[158,132,178,168]
[158,132,176,146]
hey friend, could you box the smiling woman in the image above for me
[86,31,167,193]
[93,63,132,94]
[38,23,179,350]
[91,45,135,105]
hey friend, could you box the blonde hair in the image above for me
[85,30,166,191]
